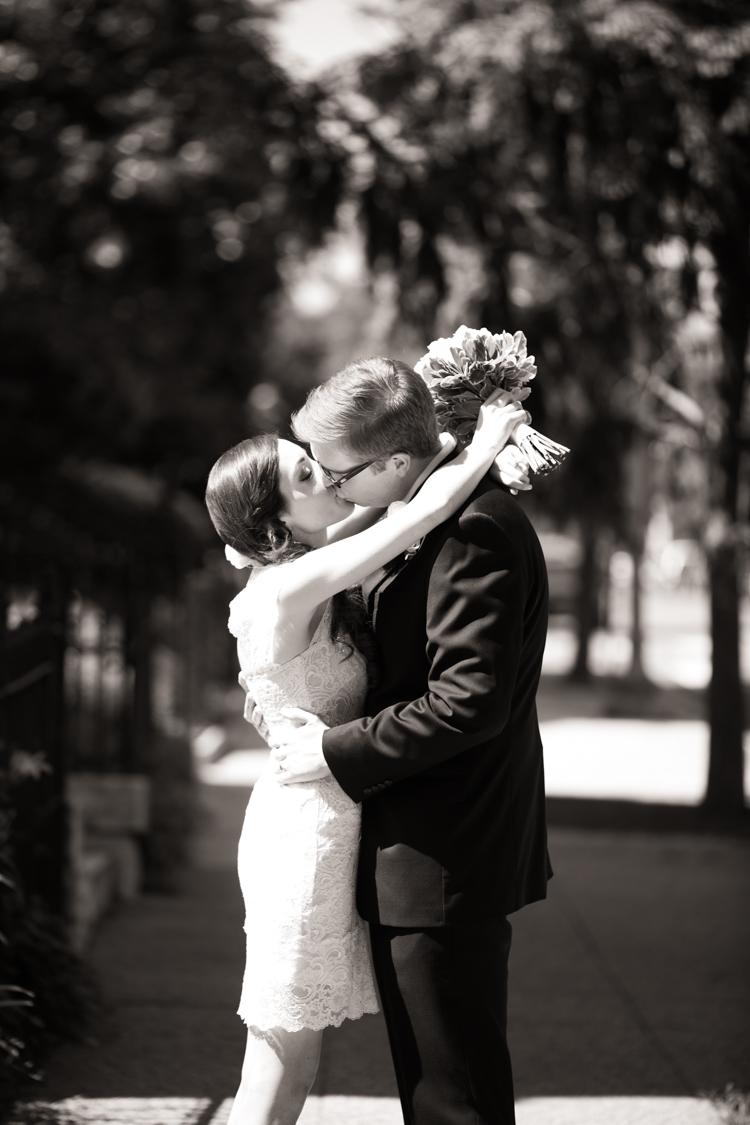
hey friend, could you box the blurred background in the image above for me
[1,0,749,1120]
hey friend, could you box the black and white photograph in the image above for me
[1,1,748,1123]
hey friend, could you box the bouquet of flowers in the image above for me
[414,325,569,475]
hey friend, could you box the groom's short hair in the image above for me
[292,358,439,460]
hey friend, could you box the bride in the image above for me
[204,389,528,1125]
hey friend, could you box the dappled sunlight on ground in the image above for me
[542,719,750,804]
[17,1095,725,1124]
[196,586,750,809]
[195,716,750,807]
[515,1098,722,1124]
[14,1100,209,1124]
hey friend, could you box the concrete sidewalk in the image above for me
[13,779,750,1125]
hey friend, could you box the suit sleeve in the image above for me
[322,505,525,802]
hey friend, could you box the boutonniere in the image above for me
[385,500,425,566]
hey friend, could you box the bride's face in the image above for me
[276,438,353,542]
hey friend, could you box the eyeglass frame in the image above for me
[309,453,381,489]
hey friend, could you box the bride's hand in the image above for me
[471,389,529,456]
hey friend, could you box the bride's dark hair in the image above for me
[205,433,379,682]
[206,433,304,567]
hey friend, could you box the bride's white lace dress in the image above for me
[228,566,379,1035]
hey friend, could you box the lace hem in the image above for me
[240,997,380,1036]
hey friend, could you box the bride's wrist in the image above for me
[468,434,505,462]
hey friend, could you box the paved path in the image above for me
[15,768,750,1125]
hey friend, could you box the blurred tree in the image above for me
[338,0,749,810]
[0,0,343,496]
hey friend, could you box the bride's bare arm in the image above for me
[326,445,530,547]
[278,394,527,619]
[324,504,387,544]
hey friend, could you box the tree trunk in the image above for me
[570,525,598,682]
[627,544,647,682]
[621,431,651,683]
[703,201,749,812]
[705,542,745,810]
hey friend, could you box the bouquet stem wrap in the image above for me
[415,325,569,476]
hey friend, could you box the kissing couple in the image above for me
[205,352,552,1125]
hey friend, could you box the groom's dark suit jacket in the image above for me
[322,476,551,927]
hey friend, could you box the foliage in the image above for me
[0,0,344,496]
[0,766,97,1116]
[3,1,749,807]
[333,0,750,796]
[335,0,748,479]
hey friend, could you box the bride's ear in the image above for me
[390,453,411,478]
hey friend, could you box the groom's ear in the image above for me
[390,452,411,478]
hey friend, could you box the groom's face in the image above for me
[309,439,411,508]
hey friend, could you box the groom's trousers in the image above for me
[369,919,515,1125]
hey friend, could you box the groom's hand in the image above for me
[271,708,331,784]
[490,446,532,494]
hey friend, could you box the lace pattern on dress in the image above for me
[228,565,378,1034]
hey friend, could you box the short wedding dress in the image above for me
[228,565,379,1035]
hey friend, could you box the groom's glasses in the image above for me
[313,456,378,489]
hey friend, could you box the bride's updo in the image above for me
[205,433,381,684]
[205,433,306,568]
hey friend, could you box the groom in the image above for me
[272,357,551,1124]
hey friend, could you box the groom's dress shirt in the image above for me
[323,469,551,927]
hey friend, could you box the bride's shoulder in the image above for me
[228,566,284,636]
